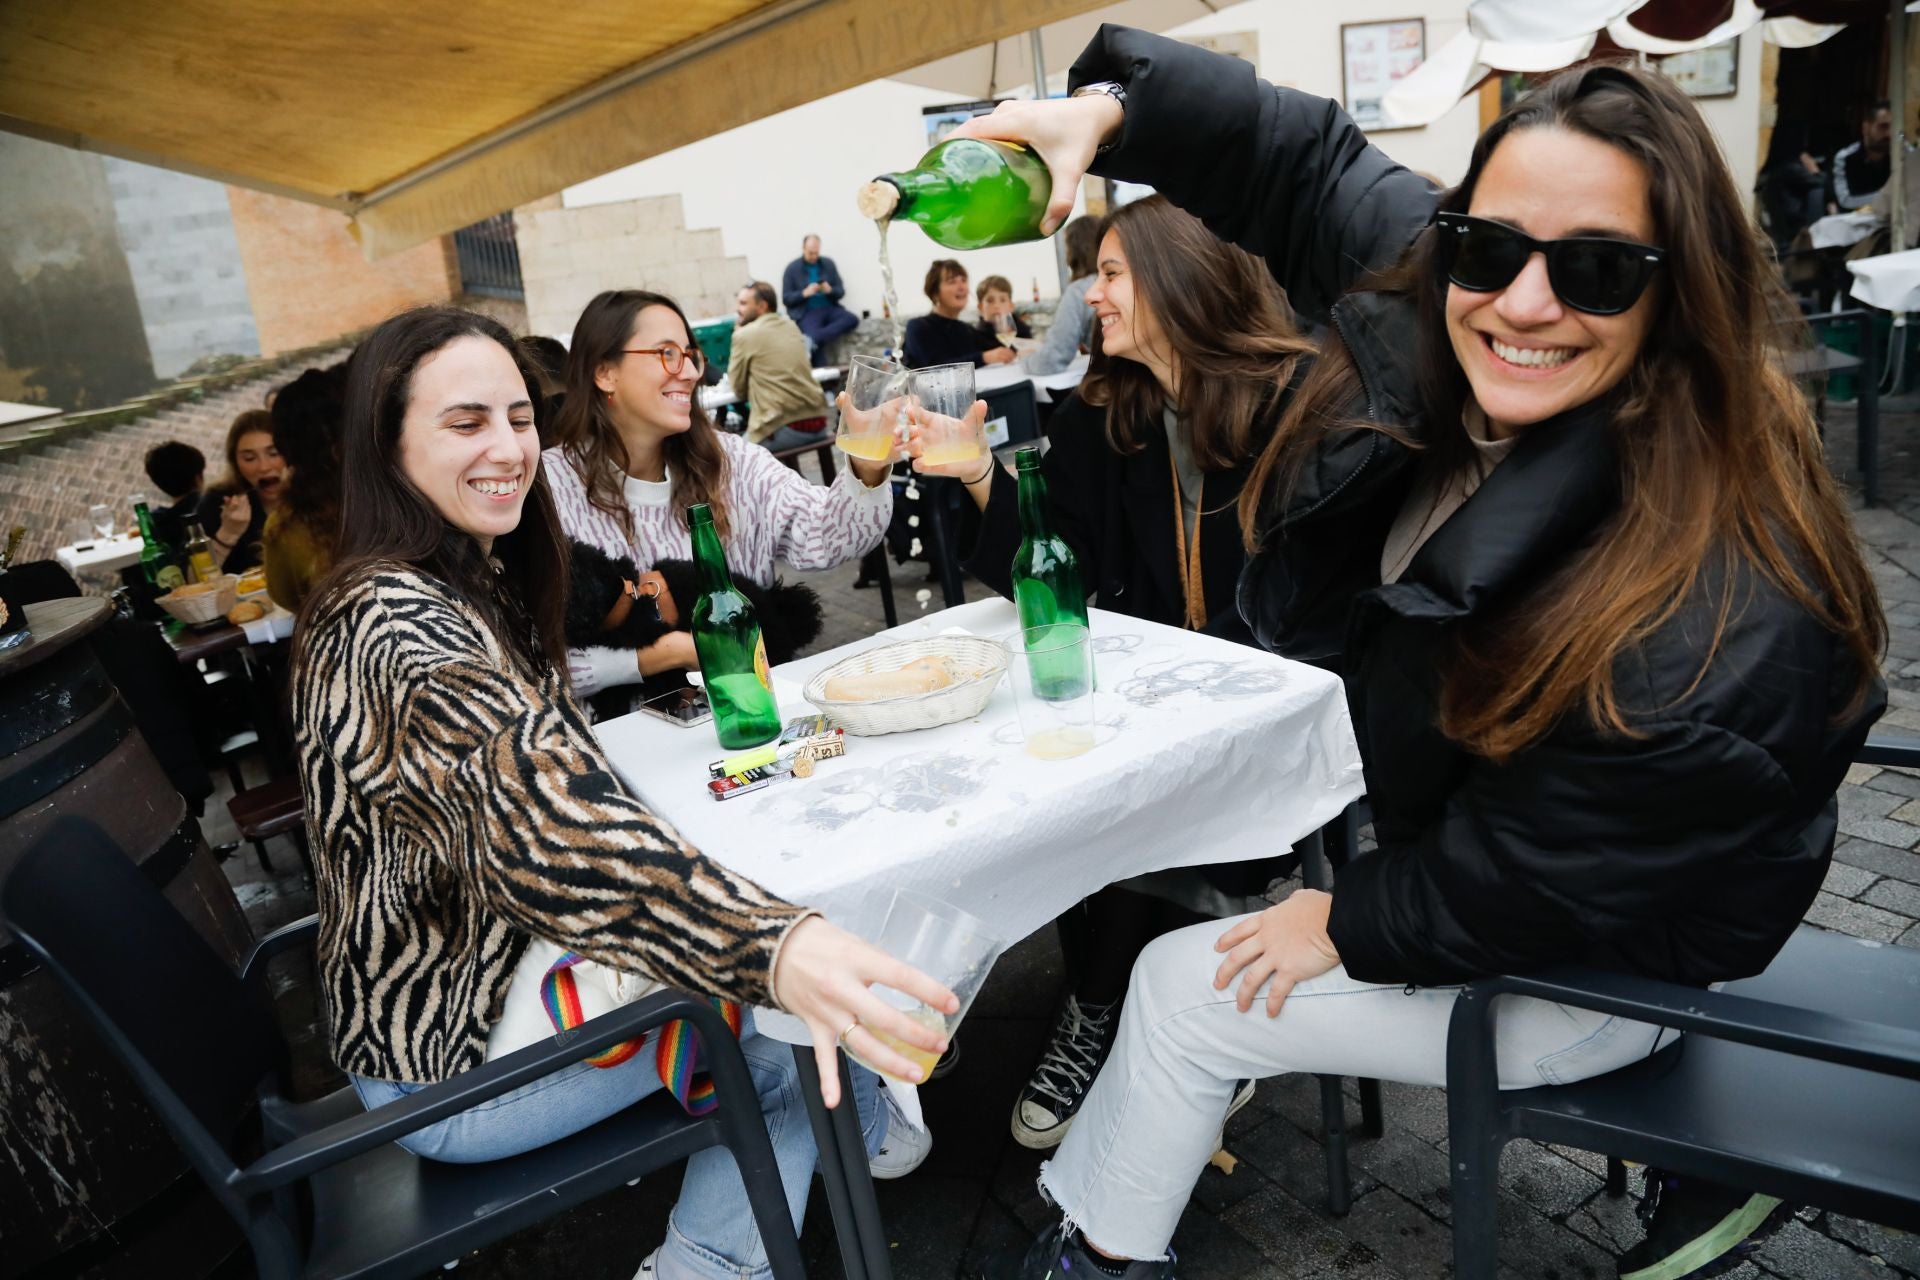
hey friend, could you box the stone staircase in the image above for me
[0,351,349,573]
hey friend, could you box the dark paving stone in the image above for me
[1220,1185,1390,1279]
[1753,1218,1910,1280]
[1335,1187,1454,1278]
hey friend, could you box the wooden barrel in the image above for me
[1,599,253,1278]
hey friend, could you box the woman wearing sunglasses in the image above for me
[962,28,1886,1280]
[549,290,895,704]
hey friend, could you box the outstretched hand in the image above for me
[903,400,991,479]
[1212,890,1341,1018]
[952,93,1124,234]
[771,917,958,1107]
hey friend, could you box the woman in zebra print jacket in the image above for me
[291,306,953,1279]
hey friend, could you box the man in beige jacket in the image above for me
[730,282,832,451]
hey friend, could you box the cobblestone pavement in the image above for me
[209,423,1920,1280]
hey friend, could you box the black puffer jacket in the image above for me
[1075,25,1886,988]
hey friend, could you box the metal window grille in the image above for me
[452,213,524,300]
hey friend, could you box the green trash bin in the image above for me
[692,319,734,378]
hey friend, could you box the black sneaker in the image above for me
[991,1222,1175,1280]
[1011,996,1118,1149]
[1617,1168,1791,1280]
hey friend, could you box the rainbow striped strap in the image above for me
[538,951,742,1116]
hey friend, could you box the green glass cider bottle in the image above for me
[134,503,185,593]
[1010,447,1092,697]
[687,504,782,748]
[857,139,1052,250]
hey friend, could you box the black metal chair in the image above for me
[1792,309,1883,504]
[1,816,807,1280]
[1297,804,1385,1215]
[1443,733,1920,1278]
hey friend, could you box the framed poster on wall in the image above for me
[1341,18,1426,131]
[1659,39,1739,99]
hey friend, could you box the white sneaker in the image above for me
[868,1086,932,1180]
[632,1247,659,1278]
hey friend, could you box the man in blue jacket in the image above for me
[781,234,860,365]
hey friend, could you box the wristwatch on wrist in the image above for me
[1071,81,1127,154]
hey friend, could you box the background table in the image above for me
[54,535,142,578]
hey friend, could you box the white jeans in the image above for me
[1040,914,1673,1260]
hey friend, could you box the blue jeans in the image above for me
[760,421,831,454]
[799,305,860,365]
[352,1017,884,1280]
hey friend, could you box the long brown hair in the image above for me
[1238,61,1884,762]
[296,307,569,678]
[1079,195,1312,469]
[210,409,278,498]
[549,290,732,540]
[270,363,347,564]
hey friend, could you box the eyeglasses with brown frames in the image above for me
[621,343,707,376]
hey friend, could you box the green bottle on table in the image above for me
[688,503,782,748]
[857,139,1051,250]
[134,502,185,593]
[1010,447,1091,699]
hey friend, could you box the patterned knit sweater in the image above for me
[543,430,891,587]
[293,567,815,1083]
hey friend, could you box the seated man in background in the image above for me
[143,441,206,551]
[731,282,832,453]
[782,234,860,365]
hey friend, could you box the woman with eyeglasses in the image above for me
[548,290,895,702]
[960,29,1886,1280]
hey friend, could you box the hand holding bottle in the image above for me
[952,92,1124,234]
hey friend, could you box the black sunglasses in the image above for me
[1433,212,1666,316]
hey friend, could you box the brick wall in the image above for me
[227,189,457,357]
[516,194,749,339]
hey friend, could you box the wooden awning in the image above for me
[0,0,1117,257]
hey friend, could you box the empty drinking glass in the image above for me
[88,505,115,541]
[1003,622,1096,759]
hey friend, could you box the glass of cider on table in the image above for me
[845,889,1006,1084]
[911,362,986,468]
[1004,622,1096,760]
[838,354,912,462]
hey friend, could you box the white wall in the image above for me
[560,0,1764,325]
[566,79,1085,327]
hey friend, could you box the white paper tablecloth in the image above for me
[594,597,1365,1043]
[54,535,143,576]
[1849,249,1920,313]
[1812,210,1884,251]
[976,353,1089,404]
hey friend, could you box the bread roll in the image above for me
[823,656,954,702]
[227,601,266,625]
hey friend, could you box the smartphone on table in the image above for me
[640,685,712,728]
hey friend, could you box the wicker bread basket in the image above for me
[803,636,1008,736]
[156,575,239,626]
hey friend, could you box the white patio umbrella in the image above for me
[891,0,1231,100]
[1381,0,1854,129]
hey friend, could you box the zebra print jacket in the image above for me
[293,567,815,1084]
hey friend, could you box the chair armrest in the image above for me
[1453,967,1920,1080]
[240,914,319,984]
[232,988,740,1193]
[1856,732,1920,768]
